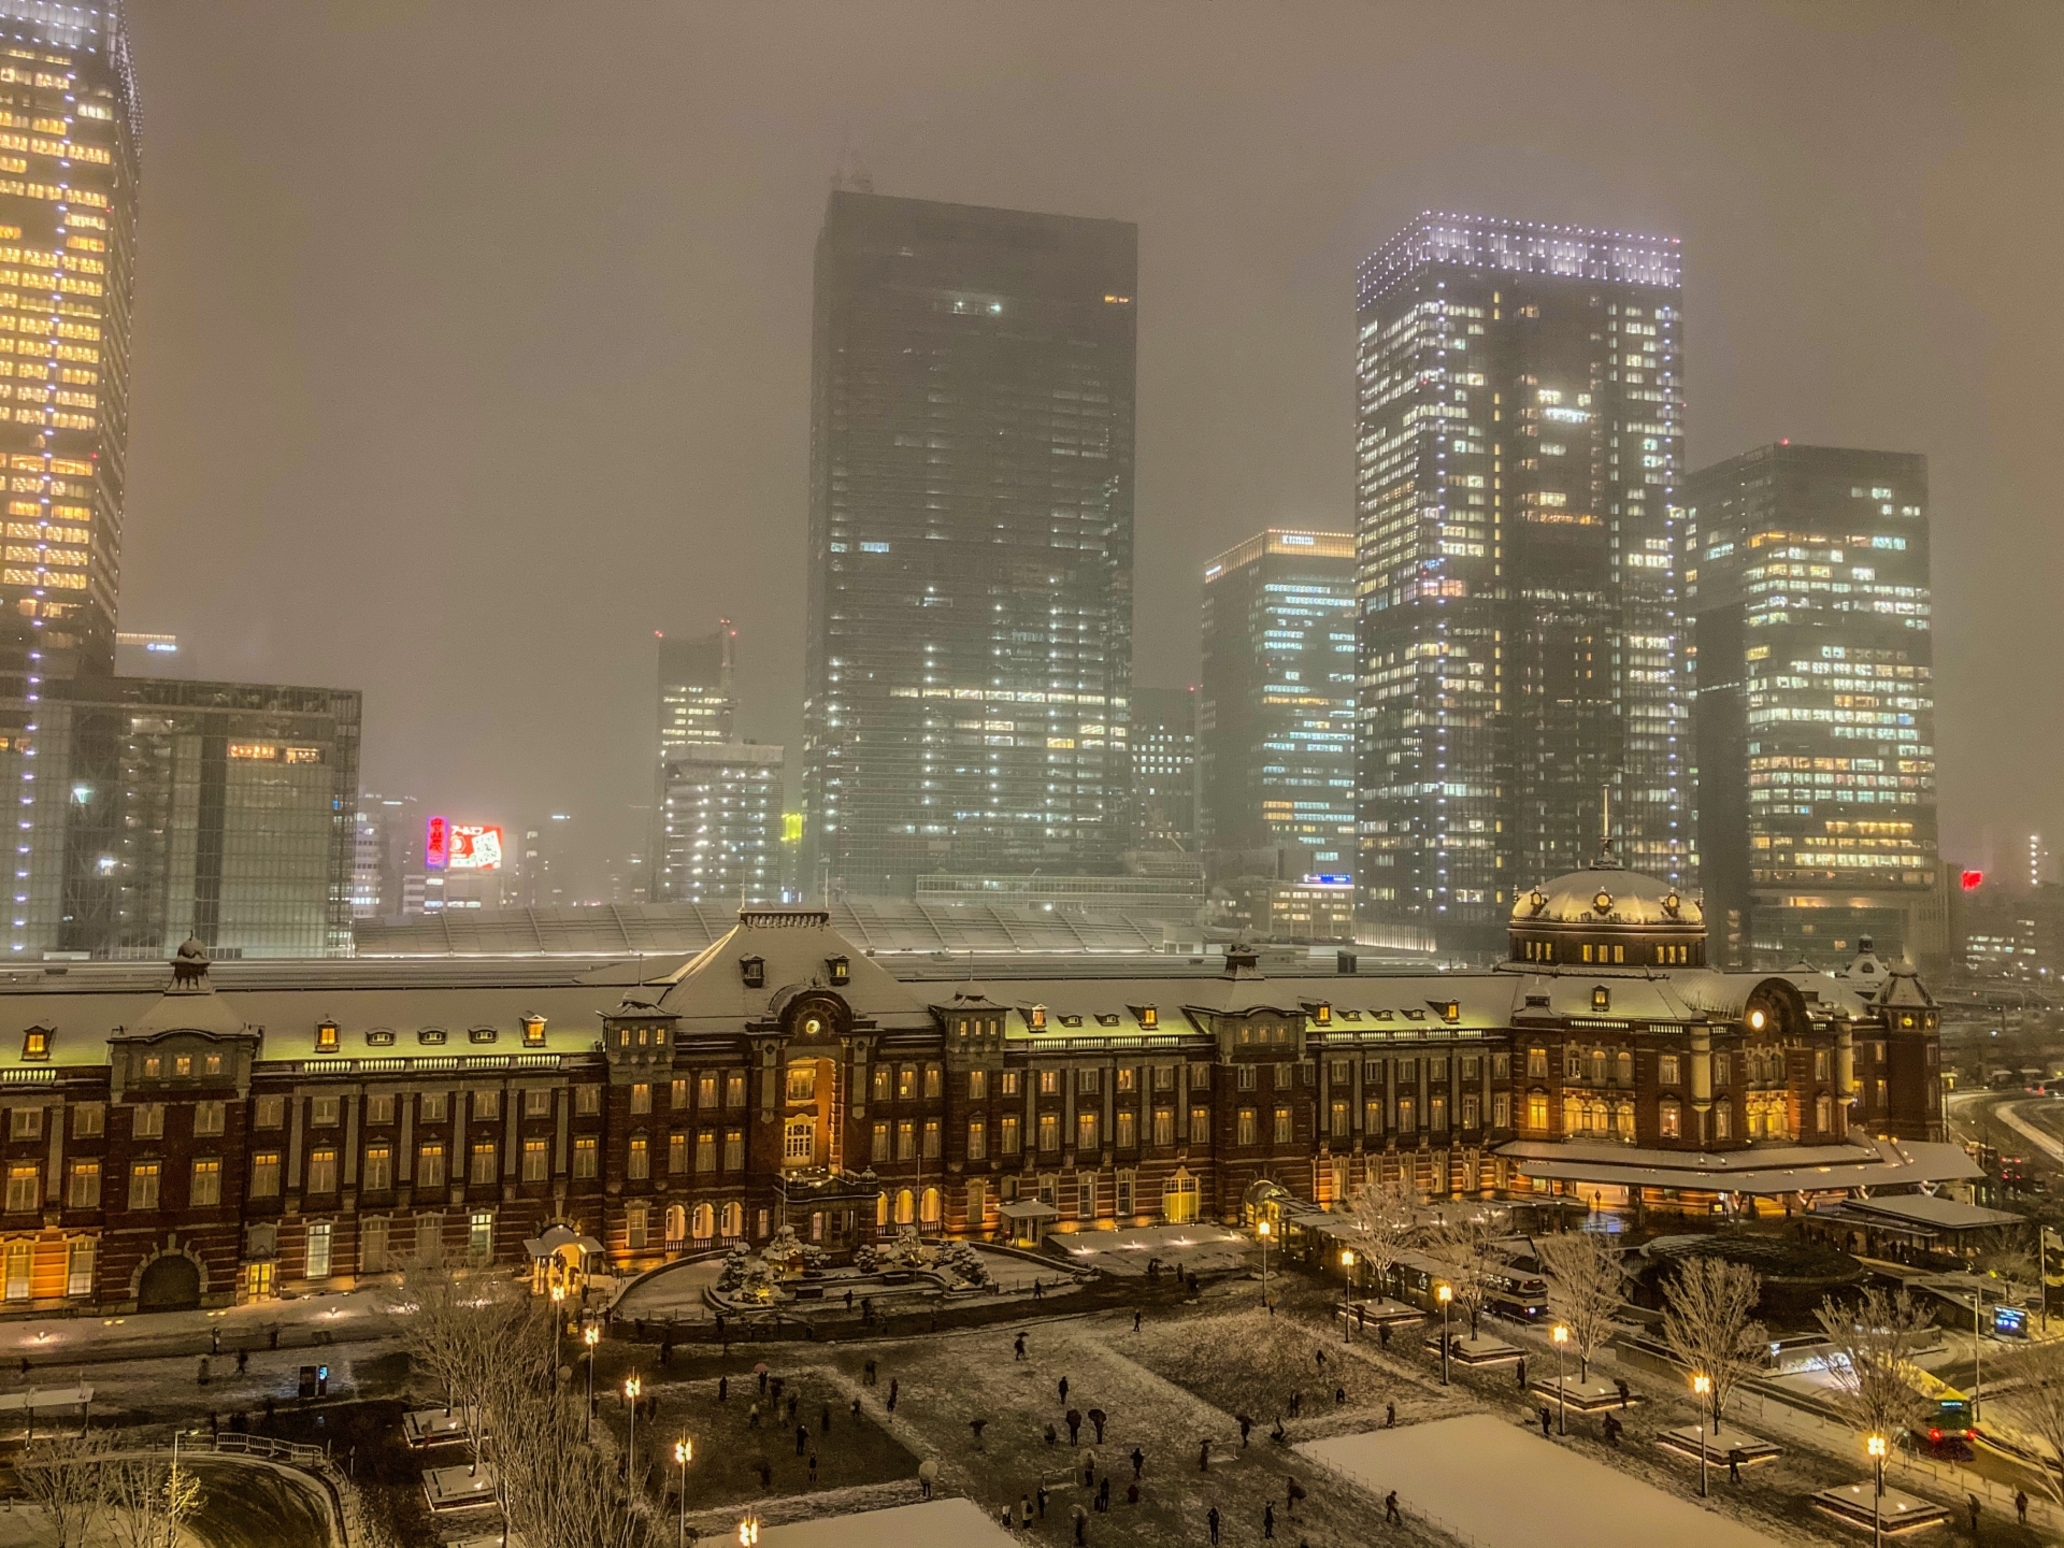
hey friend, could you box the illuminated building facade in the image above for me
[0,1,137,959]
[0,883,1960,1316]
[1129,686,1196,851]
[658,624,735,759]
[39,677,361,959]
[1354,214,1689,951]
[1685,444,1942,970]
[1200,529,1355,868]
[801,190,1137,899]
[657,741,783,905]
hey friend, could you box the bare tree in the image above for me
[2001,1338,2064,1512]
[1814,1287,1935,1448]
[99,1445,203,1548]
[1659,1256,1766,1434]
[14,1432,111,1548]
[1343,1174,1423,1302]
[1973,1228,2038,1304]
[1538,1230,1623,1382]
[1425,1203,1512,1338]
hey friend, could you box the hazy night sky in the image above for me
[118,2,2061,883]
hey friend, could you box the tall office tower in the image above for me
[801,189,1137,900]
[657,741,783,904]
[1199,530,1356,870]
[1685,444,1940,970]
[0,1,138,956]
[1129,685,1197,851]
[42,678,360,958]
[657,622,735,759]
[1354,214,1687,950]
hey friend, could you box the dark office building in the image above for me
[1355,214,1689,951]
[658,623,736,759]
[0,0,140,957]
[1199,530,1355,869]
[801,189,1138,899]
[41,677,361,959]
[1130,686,1197,851]
[1684,444,1942,971]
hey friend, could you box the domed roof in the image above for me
[1512,860,1702,931]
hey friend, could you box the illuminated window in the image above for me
[574,1136,598,1179]
[5,1162,37,1213]
[469,1143,497,1185]
[418,1144,446,1188]
[127,1162,160,1212]
[67,1159,100,1208]
[363,1145,393,1191]
[189,1159,221,1208]
[307,1149,338,1193]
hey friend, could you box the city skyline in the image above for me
[105,3,2060,881]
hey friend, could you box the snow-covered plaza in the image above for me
[1300,1414,1779,1548]
[758,1496,1019,1547]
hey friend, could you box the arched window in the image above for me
[1614,1101,1636,1140]
[690,1202,714,1241]
[783,1116,815,1164]
[666,1204,687,1244]
[1587,1049,1607,1084]
[895,1188,915,1226]
[719,1201,743,1238]
[1615,1050,1634,1086]
[1526,1089,1550,1131]
[875,1192,889,1227]
[921,1187,940,1225]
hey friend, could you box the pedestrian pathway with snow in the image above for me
[1300,1412,1779,1548]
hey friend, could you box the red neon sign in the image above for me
[1960,869,1984,892]
[425,815,450,870]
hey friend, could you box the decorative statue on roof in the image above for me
[170,935,210,990]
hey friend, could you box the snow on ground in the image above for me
[611,1257,726,1322]
[757,1496,1018,1547]
[1300,1413,1778,1548]
[1049,1224,1253,1278]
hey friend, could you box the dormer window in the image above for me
[315,1020,339,1053]
[1096,1014,1120,1028]
[20,1028,48,1061]
[366,1029,395,1047]
[740,955,765,989]
[1060,1015,1083,1028]
[1310,1002,1332,1026]
[1029,1004,1047,1031]
[827,956,850,986]
[522,1015,546,1048]
[1136,1005,1158,1030]
[1592,986,1611,1013]
[418,1028,447,1046]
[1437,1000,1459,1024]
[469,1027,498,1045]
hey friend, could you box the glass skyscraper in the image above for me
[658,623,736,759]
[1198,529,1355,868]
[1684,443,1941,970]
[802,189,1137,899]
[1129,685,1197,852]
[0,0,137,955]
[1354,214,1688,950]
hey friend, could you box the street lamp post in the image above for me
[1692,1374,1712,1497]
[1341,1249,1356,1342]
[1437,1283,1453,1386]
[1867,1433,1888,1548]
[674,1439,693,1547]
[1970,1292,1983,1422]
[1257,1218,1272,1310]
[625,1375,643,1500]
[583,1325,600,1442]
[1552,1324,1569,1435]
[550,1283,567,1370]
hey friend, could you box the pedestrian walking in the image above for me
[1133,1309,1142,1333]
[759,1368,770,1396]
[1516,1357,1527,1390]
[1046,1422,1058,1447]
[1287,1478,1306,1517]
[1097,1476,1110,1512]
[1015,1332,1028,1361]
[1038,1484,1050,1519]
[1288,1390,1302,1419]
[787,1391,799,1423]
[1385,1401,1396,1428]
[1067,1407,1083,1445]
[865,1358,877,1386]
[661,1336,673,1367]
[1071,1503,1089,1544]
[236,1348,248,1376]
[1315,1348,1326,1370]
[1199,1437,1212,1470]
[1130,1445,1145,1479]
[1726,1446,1741,1482]
[1356,1304,1367,1334]
[852,1396,862,1419]
[718,1373,729,1402]
[197,1356,210,1387]
[1264,1501,1276,1539]
[2015,1490,2028,1527]
[748,1402,761,1429]
[1127,1481,1139,1506]
[918,1459,938,1500]
[795,1423,808,1456]
[1059,1375,1070,1405]
[1614,1378,1630,1410]
[1379,1323,1391,1349]
[268,1326,281,1351]
[887,1378,899,1413]
[1385,1491,1401,1525]
[1238,1414,1252,1447]
[1334,1385,1345,1406]
[1539,1406,1552,1439]
[1083,1448,1097,1487]
[1089,1407,1107,1443]
[808,1454,818,1484]
[211,1326,221,1355]
[1603,1414,1622,1448]
[1967,1495,1979,1535]
[1022,1492,1032,1525]
[1208,1504,1222,1544]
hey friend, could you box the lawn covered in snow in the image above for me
[1300,1413,1778,1548]
[757,1495,1018,1546]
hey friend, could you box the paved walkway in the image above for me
[758,1497,1017,1546]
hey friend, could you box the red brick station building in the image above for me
[0,855,1974,1315]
